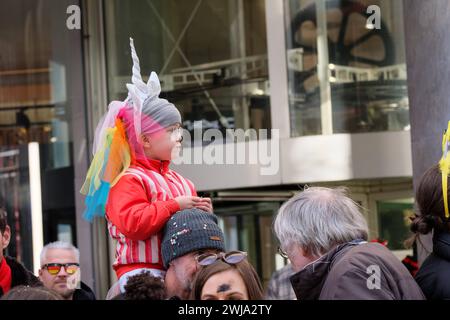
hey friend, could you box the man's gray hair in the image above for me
[274,187,368,257]
[40,241,80,266]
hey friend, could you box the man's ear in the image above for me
[1,225,11,250]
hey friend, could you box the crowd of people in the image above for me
[1,39,449,300]
[2,170,450,300]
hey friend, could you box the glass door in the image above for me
[215,201,280,288]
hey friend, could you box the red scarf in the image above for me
[0,258,12,294]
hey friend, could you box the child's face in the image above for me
[142,123,183,161]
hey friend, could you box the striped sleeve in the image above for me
[106,174,180,241]
[169,170,197,196]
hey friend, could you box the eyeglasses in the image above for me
[277,246,289,259]
[195,251,247,266]
[41,263,79,276]
[166,126,183,142]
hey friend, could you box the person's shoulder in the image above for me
[73,282,96,301]
[331,242,419,286]
[420,251,449,266]
[415,255,450,299]
[346,242,397,263]
[330,242,397,275]
[416,253,450,284]
[6,256,42,288]
[323,243,424,299]
[113,169,148,189]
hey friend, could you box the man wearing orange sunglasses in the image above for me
[38,241,95,300]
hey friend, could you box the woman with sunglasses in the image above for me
[189,251,264,300]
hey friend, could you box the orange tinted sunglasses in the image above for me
[42,263,79,275]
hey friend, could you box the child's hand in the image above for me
[195,197,213,213]
[174,196,203,211]
[174,196,213,213]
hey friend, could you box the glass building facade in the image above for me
[0,0,416,294]
[0,0,84,272]
[285,0,409,136]
[104,0,271,144]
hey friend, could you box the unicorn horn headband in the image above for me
[127,37,163,141]
[439,120,450,219]
[126,38,181,137]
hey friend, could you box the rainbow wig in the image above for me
[80,38,182,221]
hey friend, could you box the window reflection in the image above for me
[0,0,77,270]
[105,0,271,144]
[286,0,410,136]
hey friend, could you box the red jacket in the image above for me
[105,158,197,279]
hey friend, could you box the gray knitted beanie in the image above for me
[161,209,225,268]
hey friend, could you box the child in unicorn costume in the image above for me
[81,38,213,297]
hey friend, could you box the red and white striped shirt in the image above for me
[105,158,196,279]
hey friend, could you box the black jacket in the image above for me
[415,231,450,299]
[290,240,425,300]
[0,256,42,297]
[73,282,96,300]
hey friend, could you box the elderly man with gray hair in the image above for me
[274,187,424,300]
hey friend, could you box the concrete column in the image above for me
[403,0,450,263]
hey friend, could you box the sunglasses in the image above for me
[195,251,247,266]
[42,263,79,276]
